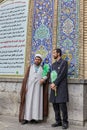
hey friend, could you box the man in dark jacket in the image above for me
[50,48,69,129]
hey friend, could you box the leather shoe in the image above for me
[62,123,68,129]
[51,122,62,127]
[21,120,28,125]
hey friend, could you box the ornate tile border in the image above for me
[30,0,54,66]
[57,0,79,78]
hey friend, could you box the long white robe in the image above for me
[24,64,43,121]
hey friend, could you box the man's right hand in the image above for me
[50,83,56,91]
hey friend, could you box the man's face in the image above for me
[34,57,42,66]
[53,50,59,59]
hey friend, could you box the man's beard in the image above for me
[54,56,58,59]
[35,62,41,66]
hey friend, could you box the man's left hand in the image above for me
[40,79,45,85]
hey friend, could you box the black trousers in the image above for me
[53,103,68,124]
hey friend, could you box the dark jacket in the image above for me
[50,58,69,103]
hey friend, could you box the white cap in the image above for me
[35,54,43,60]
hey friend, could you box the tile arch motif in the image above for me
[30,0,54,66]
[57,0,79,78]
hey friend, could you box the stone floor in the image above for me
[0,115,87,130]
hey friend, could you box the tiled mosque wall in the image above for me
[30,0,83,79]
[57,0,79,78]
[30,0,54,66]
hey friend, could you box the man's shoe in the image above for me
[21,120,28,125]
[51,122,62,127]
[30,120,39,124]
[62,123,68,129]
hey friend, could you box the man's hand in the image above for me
[40,78,45,85]
[50,83,56,90]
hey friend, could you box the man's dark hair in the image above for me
[54,48,62,56]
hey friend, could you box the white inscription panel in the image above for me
[0,0,29,76]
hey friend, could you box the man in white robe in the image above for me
[20,54,47,124]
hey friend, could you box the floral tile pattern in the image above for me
[31,0,79,78]
[57,0,79,78]
[30,0,54,66]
